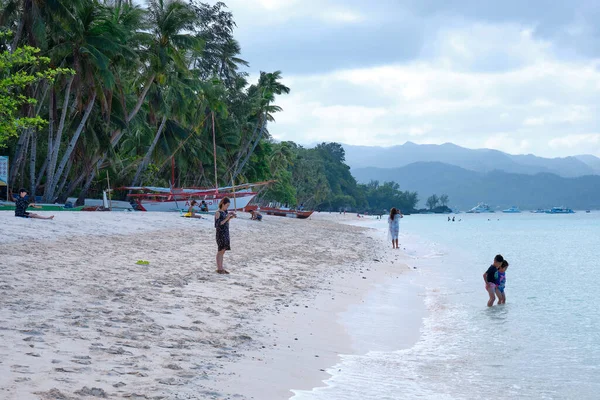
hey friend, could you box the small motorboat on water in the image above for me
[545,207,575,214]
[586,210,591,213]
[502,206,521,213]
[467,203,494,213]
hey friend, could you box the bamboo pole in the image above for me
[212,111,218,193]
[231,172,237,210]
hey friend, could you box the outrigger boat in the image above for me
[244,205,313,219]
[121,182,271,212]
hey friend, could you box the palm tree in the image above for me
[43,1,133,201]
[232,71,290,181]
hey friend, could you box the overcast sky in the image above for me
[206,0,600,158]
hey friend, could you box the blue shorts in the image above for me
[497,286,505,293]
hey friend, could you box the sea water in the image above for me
[291,213,600,399]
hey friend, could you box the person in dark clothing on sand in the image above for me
[14,189,54,220]
[214,197,236,274]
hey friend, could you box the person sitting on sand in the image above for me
[495,260,509,305]
[215,197,236,274]
[250,209,262,221]
[388,207,403,249]
[483,254,504,307]
[200,200,209,212]
[14,188,54,220]
[184,200,203,219]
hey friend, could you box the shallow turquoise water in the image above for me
[292,213,600,399]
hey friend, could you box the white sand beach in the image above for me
[0,211,419,399]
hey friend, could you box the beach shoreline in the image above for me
[0,211,424,399]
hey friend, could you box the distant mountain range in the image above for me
[343,142,600,178]
[352,162,600,210]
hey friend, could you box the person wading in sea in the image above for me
[388,207,403,249]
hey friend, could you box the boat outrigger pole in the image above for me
[212,111,218,193]
[171,157,175,187]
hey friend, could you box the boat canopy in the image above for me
[118,180,274,195]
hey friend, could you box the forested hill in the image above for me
[343,142,600,177]
[352,162,600,210]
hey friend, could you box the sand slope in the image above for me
[0,211,408,399]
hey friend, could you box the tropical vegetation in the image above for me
[1,0,291,203]
[1,0,420,213]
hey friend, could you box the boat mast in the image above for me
[171,157,175,187]
[212,111,218,193]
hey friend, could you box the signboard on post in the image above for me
[0,156,8,187]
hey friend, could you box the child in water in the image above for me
[483,254,504,307]
[496,260,509,304]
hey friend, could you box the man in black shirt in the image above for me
[483,254,504,307]
[14,188,54,220]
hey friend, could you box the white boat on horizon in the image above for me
[502,206,521,213]
[545,206,575,214]
[467,203,494,213]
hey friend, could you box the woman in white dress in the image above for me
[388,207,403,249]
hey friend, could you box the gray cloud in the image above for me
[206,0,600,157]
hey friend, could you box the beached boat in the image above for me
[545,207,575,214]
[502,206,521,213]
[121,183,268,212]
[0,201,85,212]
[466,203,494,213]
[68,191,134,211]
[244,205,313,219]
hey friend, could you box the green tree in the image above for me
[426,194,439,210]
[0,41,71,147]
[439,194,449,207]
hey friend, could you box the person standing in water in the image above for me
[495,260,509,305]
[214,197,236,274]
[483,254,504,307]
[388,207,403,249]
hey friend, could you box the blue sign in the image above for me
[0,156,8,187]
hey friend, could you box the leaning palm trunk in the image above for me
[232,107,269,182]
[131,115,167,187]
[44,76,74,202]
[75,162,101,206]
[46,92,96,202]
[29,130,37,197]
[72,74,155,201]
[10,128,31,185]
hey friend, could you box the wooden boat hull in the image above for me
[244,205,313,219]
[134,193,256,212]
